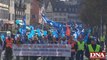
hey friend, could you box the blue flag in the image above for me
[22,16,26,35]
[84,29,91,43]
[37,28,41,37]
[61,28,65,37]
[1,34,5,41]
[42,14,48,23]
[52,30,58,38]
[43,31,47,36]
[28,26,35,39]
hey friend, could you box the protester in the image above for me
[87,35,93,44]
[47,33,53,43]
[31,35,39,44]
[59,37,68,60]
[76,35,85,60]
[68,36,77,60]
[30,36,39,60]
[85,38,102,60]
[61,37,68,44]
[15,37,22,60]
[100,34,105,51]
[43,36,48,44]
[5,37,13,60]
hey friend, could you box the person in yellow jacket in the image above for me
[100,35,105,51]
[85,38,102,60]
[76,35,86,60]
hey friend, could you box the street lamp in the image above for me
[14,0,26,29]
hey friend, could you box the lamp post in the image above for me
[14,0,26,29]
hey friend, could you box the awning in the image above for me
[3,20,14,24]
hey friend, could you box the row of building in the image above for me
[0,0,82,31]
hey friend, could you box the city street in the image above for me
[0,0,107,60]
[10,55,107,60]
[0,53,107,60]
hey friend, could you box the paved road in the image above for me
[1,55,106,60]
[0,51,107,60]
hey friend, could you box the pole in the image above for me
[41,14,44,30]
[101,15,103,36]
[15,2,16,29]
[41,0,45,30]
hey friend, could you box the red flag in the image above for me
[66,24,71,36]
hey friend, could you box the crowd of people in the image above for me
[0,30,106,60]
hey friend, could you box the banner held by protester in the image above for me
[12,44,71,57]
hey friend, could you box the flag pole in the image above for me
[42,18,44,30]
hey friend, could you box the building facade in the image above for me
[30,0,39,26]
[30,0,44,27]
[0,0,14,31]
[0,0,31,31]
[44,0,82,23]
[0,0,10,21]
[14,0,30,25]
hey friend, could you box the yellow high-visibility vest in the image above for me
[88,44,101,60]
[100,35,105,42]
[88,44,100,52]
[77,41,85,51]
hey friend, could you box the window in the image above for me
[60,13,62,16]
[0,10,9,19]
[59,13,61,16]
[64,8,67,11]
[55,13,57,16]
[0,0,10,5]
[16,0,20,4]
[72,8,75,12]
[76,8,78,13]
[60,0,69,1]
[25,0,30,3]
[69,8,71,12]
[12,14,15,20]
[56,0,59,2]
[63,13,66,15]
[59,8,61,11]
[17,11,19,15]
[20,12,22,15]
[10,1,14,7]
[54,8,57,11]
[16,11,17,14]
[55,18,57,21]
[21,0,25,4]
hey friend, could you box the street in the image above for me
[0,54,107,60]
[0,0,107,60]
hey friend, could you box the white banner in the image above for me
[12,44,71,57]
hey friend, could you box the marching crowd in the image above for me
[0,30,107,60]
